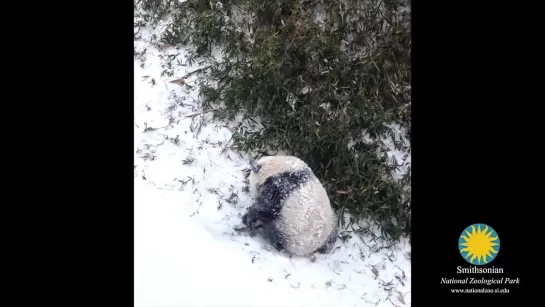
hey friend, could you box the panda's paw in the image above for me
[273,241,284,251]
[316,244,329,254]
[242,214,258,230]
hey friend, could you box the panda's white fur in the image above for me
[243,155,338,257]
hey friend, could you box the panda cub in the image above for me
[241,155,338,257]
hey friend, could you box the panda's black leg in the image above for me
[242,202,277,231]
[316,243,331,254]
[262,223,285,252]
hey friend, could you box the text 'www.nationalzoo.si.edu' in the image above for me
[450,288,510,294]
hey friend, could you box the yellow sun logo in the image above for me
[458,223,500,265]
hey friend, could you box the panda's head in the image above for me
[248,155,311,197]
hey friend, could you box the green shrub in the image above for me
[135,0,411,241]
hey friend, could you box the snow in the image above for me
[134,18,411,307]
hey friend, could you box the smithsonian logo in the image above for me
[439,223,520,293]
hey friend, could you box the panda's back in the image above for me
[276,177,335,256]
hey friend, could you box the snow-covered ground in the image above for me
[134,20,411,307]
